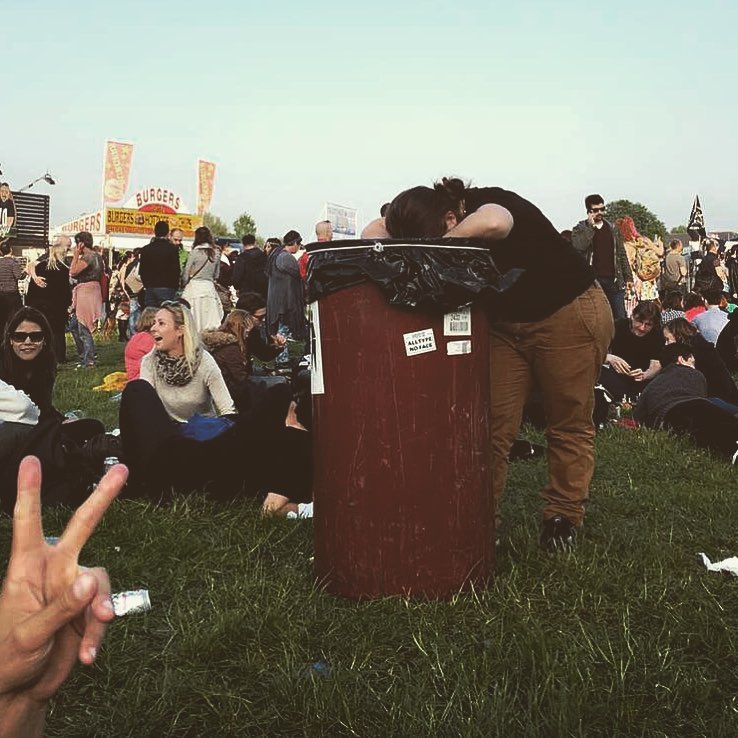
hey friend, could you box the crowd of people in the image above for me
[2,190,738,554]
[0,219,321,516]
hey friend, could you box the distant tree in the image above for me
[232,212,257,240]
[670,225,688,234]
[606,200,668,240]
[203,212,231,237]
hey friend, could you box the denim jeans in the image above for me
[596,277,626,321]
[145,287,177,309]
[69,314,96,366]
[128,295,141,337]
[275,323,291,366]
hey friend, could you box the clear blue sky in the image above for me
[3,0,737,238]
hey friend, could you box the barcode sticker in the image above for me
[444,308,471,336]
[447,340,472,355]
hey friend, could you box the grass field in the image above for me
[2,339,738,736]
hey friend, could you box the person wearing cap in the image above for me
[69,231,104,368]
[266,230,306,370]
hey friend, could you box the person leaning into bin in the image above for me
[363,177,614,552]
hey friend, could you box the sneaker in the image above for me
[540,515,577,553]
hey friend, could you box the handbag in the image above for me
[125,263,143,294]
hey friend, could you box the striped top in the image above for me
[0,257,22,293]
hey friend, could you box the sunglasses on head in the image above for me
[11,331,45,343]
[160,298,191,310]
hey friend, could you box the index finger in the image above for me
[12,456,44,557]
[59,465,128,554]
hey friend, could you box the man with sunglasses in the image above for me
[572,194,633,320]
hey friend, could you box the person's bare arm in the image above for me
[445,204,513,240]
[69,246,89,278]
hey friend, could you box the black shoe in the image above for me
[540,515,577,553]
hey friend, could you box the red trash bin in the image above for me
[309,241,494,599]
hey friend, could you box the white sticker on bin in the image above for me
[403,328,437,356]
[444,308,471,336]
[447,340,472,355]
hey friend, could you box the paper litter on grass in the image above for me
[698,553,738,576]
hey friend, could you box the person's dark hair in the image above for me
[283,230,302,246]
[631,300,661,327]
[584,194,604,211]
[664,317,698,344]
[1,307,57,412]
[385,177,467,238]
[154,220,170,238]
[192,226,216,262]
[660,342,694,367]
[241,234,256,247]
[235,291,266,314]
[684,292,706,311]
[661,291,684,311]
[193,227,213,246]
[379,202,390,218]
[0,242,11,256]
[669,239,682,250]
[703,289,722,305]
[74,231,94,248]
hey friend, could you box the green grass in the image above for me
[3,339,738,736]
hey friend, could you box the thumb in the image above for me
[15,574,98,653]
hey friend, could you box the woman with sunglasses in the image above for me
[119,299,311,505]
[1,307,62,422]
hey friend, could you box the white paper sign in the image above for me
[310,302,325,395]
[403,328,437,357]
[444,308,471,336]
[446,340,472,355]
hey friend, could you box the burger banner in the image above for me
[197,159,216,215]
[102,140,134,205]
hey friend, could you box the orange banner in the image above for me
[103,141,134,205]
[196,159,216,215]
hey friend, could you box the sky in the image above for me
[3,0,738,239]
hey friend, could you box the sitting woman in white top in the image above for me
[119,299,312,506]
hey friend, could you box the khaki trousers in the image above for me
[489,284,613,527]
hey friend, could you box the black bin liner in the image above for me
[305,238,522,313]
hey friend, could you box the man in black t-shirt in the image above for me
[595,301,664,423]
[571,194,633,320]
[375,178,616,552]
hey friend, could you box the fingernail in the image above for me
[73,574,94,599]
[100,598,115,614]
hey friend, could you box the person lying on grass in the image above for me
[119,299,312,509]
[0,456,126,738]
[633,342,738,461]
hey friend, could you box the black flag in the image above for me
[687,195,706,241]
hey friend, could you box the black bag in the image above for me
[0,419,101,514]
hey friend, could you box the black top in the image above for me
[609,318,664,370]
[139,238,181,289]
[633,363,707,427]
[25,258,72,311]
[75,251,103,284]
[0,200,15,230]
[688,331,738,404]
[465,187,595,322]
[232,248,268,297]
